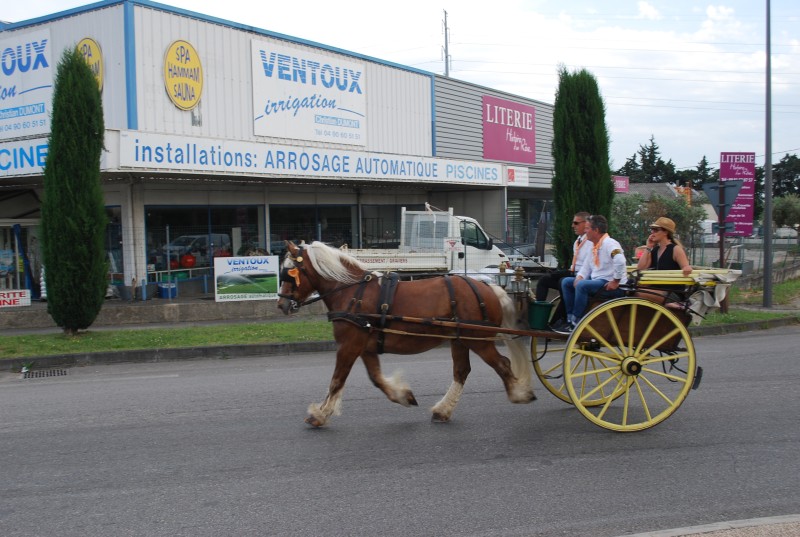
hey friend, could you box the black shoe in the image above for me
[548,319,567,332]
[551,320,575,335]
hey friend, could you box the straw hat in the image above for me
[650,217,676,235]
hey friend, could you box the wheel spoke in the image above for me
[638,372,678,405]
[644,351,691,364]
[594,374,627,419]
[640,366,689,383]
[633,308,662,356]
[632,377,653,422]
[577,370,625,403]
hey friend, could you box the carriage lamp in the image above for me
[509,265,527,293]
[497,261,509,288]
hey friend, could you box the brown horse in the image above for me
[277,241,534,427]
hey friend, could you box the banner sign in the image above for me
[251,40,366,146]
[0,289,31,308]
[613,175,629,193]
[482,95,535,165]
[719,152,755,236]
[214,255,280,302]
[119,131,503,186]
[0,29,53,141]
[507,166,529,186]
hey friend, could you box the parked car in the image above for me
[774,227,798,239]
[162,233,231,267]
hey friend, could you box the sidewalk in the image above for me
[620,515,800,537]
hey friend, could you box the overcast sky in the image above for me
[5,1,798,172]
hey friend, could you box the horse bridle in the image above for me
[277,246,372,311]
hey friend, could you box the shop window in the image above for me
[145,206,261,276]
[105,207,124,284]
[269,205,354,253]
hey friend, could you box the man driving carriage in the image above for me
[553,215,627,334]
[533,211,592,327]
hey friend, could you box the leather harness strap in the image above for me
[328,273,498,355]
[454,275,490,322]
[375,272,401,354]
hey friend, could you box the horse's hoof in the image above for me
[304,415,323,428]
[431,412,450,423]
[407,393,419,406]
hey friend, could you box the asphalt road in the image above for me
[1,326,798,537]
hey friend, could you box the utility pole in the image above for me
[763,0,774,308]
[443,10,451,77]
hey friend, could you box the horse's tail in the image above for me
[491,285,533,388]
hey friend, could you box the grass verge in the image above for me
[2,308,798,360]
[0,320,333,360]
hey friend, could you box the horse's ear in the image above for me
[286,241,299,256]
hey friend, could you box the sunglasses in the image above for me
[572,221,584,225]
[649,227,664,232]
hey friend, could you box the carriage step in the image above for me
[692,366,703,390]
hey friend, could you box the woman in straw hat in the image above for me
[635,216,693,306]
[637,217,693,276]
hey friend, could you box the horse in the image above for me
[276,241,535,427]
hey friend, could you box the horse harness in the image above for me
[279,246,498,353]
[329,273,493,354]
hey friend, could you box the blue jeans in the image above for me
[561,277,624,323]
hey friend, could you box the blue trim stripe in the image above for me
[123,1,138,129]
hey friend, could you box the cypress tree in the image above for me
[41,47,107,335]
[551,67,614,267]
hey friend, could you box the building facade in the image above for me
[0,0,554,297]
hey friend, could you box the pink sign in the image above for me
[719,152,755,236]
[482,95,535,165]
[613,175,629,193]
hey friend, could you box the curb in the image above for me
[2,317,797,373]
[1,341,338,372]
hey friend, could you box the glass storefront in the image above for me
[0,207,122,297]
[144,205,264,281]
[506,197,553,258]
[269,204,426,251]
[269,205,355,254]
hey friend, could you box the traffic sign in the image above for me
[702,180,744,219]
[711,222,736,234]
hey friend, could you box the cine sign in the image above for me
[0,289,31,308]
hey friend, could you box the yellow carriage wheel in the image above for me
[563,298,696,432]
[531,294,613,408]
[531,335,571,403]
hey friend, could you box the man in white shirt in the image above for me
[554,215,627,334]
[533,212,592,325]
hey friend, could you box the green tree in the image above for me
[772,153,800,197]
[695,156,713,185]
[608,193,647,262]
[617,136,677,184]
[41,47,107,335]
[610,194,706,263]
[773,194,800,234]
[551,66,614,267]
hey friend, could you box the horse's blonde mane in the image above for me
[305,242,366,284]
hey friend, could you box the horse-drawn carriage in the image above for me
[277,241,740,432]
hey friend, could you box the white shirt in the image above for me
[577,234,628,284]
[572,234,593,273]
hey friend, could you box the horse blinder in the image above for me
[278,252,306,311]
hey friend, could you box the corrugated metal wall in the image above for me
[17,5,129,131]
[133,5,432,156]
[434,76,554,188]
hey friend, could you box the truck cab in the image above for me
[400,208,508,273]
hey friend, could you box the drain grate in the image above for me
[21,369,69,379]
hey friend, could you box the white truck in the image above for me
[344,207,510,275]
